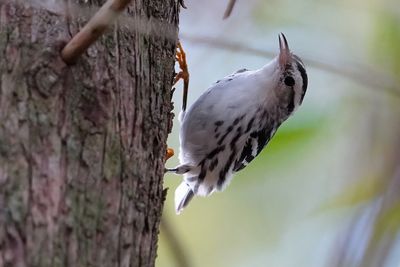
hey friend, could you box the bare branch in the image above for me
[61,0,131,64]
[223,0,237,19]
[181,34,400,96]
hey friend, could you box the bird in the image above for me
[167,33,308,214]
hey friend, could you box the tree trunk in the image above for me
[0,1,179,266]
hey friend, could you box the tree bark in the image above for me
[0,1,179,266]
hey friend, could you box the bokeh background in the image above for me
[159,0,400,266]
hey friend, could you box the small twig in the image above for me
[223,0,237,19]
[61,0,131,64]
[4,0,178,43]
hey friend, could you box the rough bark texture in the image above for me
[0,1,179,266]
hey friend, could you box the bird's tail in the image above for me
[174,182,194,214]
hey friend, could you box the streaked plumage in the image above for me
[170,33,308,214]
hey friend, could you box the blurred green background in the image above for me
[159,0,400,266]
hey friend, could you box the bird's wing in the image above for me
[180,70,253,161]
[233,125,277,172]
[179,68,250,123]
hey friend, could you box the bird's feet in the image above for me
[166,147,174,161]
[178,0,187,9]
[173,41,189,112]
[173,42,189,85]
[166,42,190,163]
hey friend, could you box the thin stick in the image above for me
[61,0,131,64]
[223,0,237,19]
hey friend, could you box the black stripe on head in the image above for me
[293,55,305,69]
[294,57,308,104]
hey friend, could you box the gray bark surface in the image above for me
[0,1,179,266]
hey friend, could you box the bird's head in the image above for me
[272,33,308,115]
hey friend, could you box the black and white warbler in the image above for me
[167,33,308,214]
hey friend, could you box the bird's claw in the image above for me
[173,41,189,112]
[166,42,189,164]
[179,0,187,9]
[173,42,189,85]
[165,147,175,161]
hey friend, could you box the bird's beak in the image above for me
[278,33,291,67]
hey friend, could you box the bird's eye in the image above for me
[284,76,295,86]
